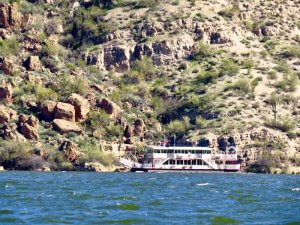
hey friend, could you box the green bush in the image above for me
[52,74,89,100]
[79,141,116,167]
[276,73,298,92]
[135,0,159,9]
[192,42,214,60]
[166,116,191,136]
[131,57,156,81]
[274,60,290,73]
[195,116,209,129]
[219,59,240,76]
[0,141,33,169]
[225,79,251,95]
[265,116,295,133]
[85,110,110,130]
[281,45,300,59]
[0,38,20,56]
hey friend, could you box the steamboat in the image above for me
[120,143,241,172]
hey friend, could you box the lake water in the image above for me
[0,172,299,225]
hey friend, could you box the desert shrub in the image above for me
[85,110,110,130]
[194,69,219,85]
[192,42,214,60]
[78,141,116,167]
[41,40,65,57]
[0,38,20,56]
[131,57,156,81]
[265,116,295,133]
[166,116,191,137]
[35,85,58,102]
[225,79,251,95]
[65,5,110,48]
[219,59,240,76]
[195,116,209,129]
[135,0,158,9]
[280,45,300,59]
[242,58,255,70]
[0,141,33,169]
[276,73,298,92]
[15,82,58,103]
[218,5,239,19]
[267,71,277,80]
[52,74,89,99]
[274,60,290,73]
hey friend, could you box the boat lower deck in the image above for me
[131,168,240,173]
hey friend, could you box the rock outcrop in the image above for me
[133,119,145,137]
[0,3,23,29]
[96,98,122,119]
[53,119,81,134]
[59,140,80,164]
[53,102,75,122]
[0,105,16,124]
[40,100,57,121]
[67,93,90,122]
[24,56,41,71]
[18,114,39,140]
[0,57,15,75]
[0,83,12,103]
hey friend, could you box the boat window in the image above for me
[188,160,191,165]
[163,160,169,165]
[178,160,183,165]
[192,160,196,165]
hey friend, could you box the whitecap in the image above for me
[292,188,300,191]
[196,183,209,186]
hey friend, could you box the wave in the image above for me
[292,188,300,191]
[197,183,210,186]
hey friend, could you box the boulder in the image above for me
[0,3,22,29]
[0,83,12,103]
[84,162,105,172]
[0,105,16,124]
[59,140,80,163]
[134,119,145,137]
[40,100,57,120]
[20,123,39,140]
[67,93,90,122]
[0,4,9,28]
[53,119,81,134]
[0,123,26,142]
[103,45,131,72]
[124,125,133,138]
[53,102,75,122]
[18,115,39,140]
[0,57,15,75]
[96,98,122,119]
[24,56,41,71]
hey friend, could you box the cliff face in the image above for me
[0,0,299,172]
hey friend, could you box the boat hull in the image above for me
[131,168,240,173]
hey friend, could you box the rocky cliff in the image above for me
[0,0,299,172]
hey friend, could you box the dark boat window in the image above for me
[192,160,196,165]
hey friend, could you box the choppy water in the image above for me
[0,172,299,225]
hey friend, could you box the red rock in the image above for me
[54,102,75,122]
[53,119,81,134]
[67,93,90,122]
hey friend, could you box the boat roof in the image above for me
[147,145,211,150]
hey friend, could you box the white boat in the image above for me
[120,145,241,172]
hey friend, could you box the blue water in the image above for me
[0,172,299,225]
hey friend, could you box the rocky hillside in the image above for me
[0,0,299,173]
